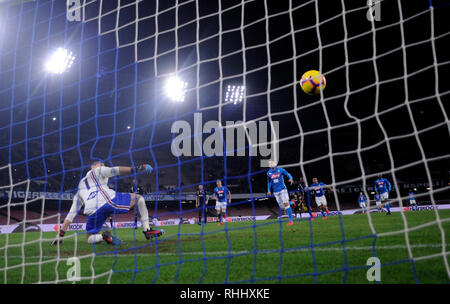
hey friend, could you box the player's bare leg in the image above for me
[130,193,164,239]
[86,232,115,245]
[85,215,123,246]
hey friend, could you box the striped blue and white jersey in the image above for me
[77,166,120,215]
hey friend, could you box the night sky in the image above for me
[0,0,449,200]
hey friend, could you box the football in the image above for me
[300,70,326,95]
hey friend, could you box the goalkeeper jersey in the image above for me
[77,166,119,216]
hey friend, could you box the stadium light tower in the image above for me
[45,48,76,74]
[225,85,245,104]
[165,76,188,102]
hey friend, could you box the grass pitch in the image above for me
[1,210,450,284]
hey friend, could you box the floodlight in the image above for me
[165,76,188,102]
[225,85,245,104]
[45,48,76,74]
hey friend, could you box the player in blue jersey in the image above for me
[310,178,333,219]
[374,190,384,212]
[358,192,368,214]
[375,174,392,215]
[213,179,231,226]
[408,189,418,211]
[267,160,294,226]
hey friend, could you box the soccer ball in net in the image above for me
[300,70,326,95]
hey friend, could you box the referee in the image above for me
[196,184,209,225]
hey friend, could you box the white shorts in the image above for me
[410,199,417,205]
[315,195,327,206]
[381,192,389,200]
[215,201,227,211]
[274,189,290,208]
[360,203,366,208]
[376,201,382,208]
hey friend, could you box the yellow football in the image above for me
[300,70,326,95]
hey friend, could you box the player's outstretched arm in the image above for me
[51,193,83,246]
[51,219,70,246]
[327,183,334,192]
[282,168,294,185]
[386,179,392,192]
[115,164,153,176]
[96,164,153,179]
[320,181,334,192]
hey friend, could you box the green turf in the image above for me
[1,210,450,284]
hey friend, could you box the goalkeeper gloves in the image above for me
[51,230,65,246]
[136,164,153,174]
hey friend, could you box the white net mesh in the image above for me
[0,0,449,283]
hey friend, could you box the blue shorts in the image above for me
[86,192,132,234]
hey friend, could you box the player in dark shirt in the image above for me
[297,177,314,220]
[196,184,209,225]
[289,193,302,218]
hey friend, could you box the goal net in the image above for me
[0,0,449,284]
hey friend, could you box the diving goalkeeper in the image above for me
[51,161,163,246]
